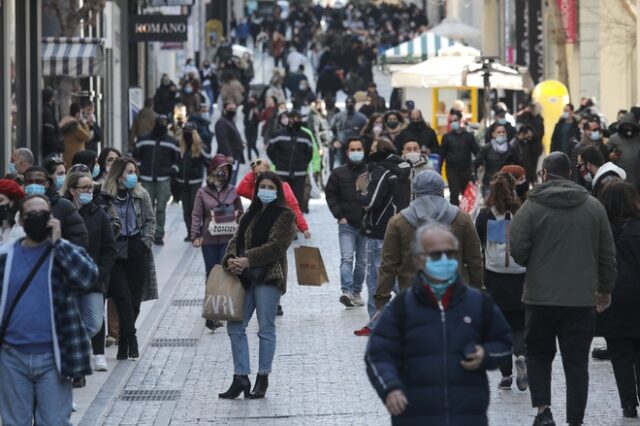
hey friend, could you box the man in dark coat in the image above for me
[134,116,180,245]
[215,102,245,185]
[42,87,63,159]
[266,111,313,205]
[366,223,512,426]
[395,109,439,155]
[550,103,580,156]
[439,111,479,206]
[517,103,545,184]
[325,138,367,308]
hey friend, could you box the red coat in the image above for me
[236,171,309,232]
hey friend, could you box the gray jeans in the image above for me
[142,179,171,239]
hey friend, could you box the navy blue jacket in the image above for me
[365,277,512,426]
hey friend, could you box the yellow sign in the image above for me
[205,20,224,47]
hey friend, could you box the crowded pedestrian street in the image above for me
[63,201,629,426]
[4,1,640,425]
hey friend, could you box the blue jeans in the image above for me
[366,238,384,318]
[338,223,366,295]
[78,291,104,338]
[227,284,281,375]
[202,243,229,277]
[0,345,73,426]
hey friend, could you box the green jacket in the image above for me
[302,126,321,174]
[509,179,616,307]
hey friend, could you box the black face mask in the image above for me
[409,121,423,130]
[516,181,529,198]
[387,121,399,129]
[225,111,236,120]
[0,205,9,221]
[346,104,355,113]
[291,121,303,130]
[23,210,51,242]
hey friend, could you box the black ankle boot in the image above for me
[218,375,251,399]
[128,334,139,359]
[116,336,129,360]
[249,374,269,399]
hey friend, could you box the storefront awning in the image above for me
[380,32,462,64]
[42,37,104,78]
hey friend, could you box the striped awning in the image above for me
[42,37,104,78]
[380,32,461,64]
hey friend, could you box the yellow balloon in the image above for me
[532,80,570,154]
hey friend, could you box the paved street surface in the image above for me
[74,198,639,426]
[72,54,636,426]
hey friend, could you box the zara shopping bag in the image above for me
[294,246,329,286]
[202,265,245,321]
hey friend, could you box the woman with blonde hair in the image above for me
[177,123,211,241]
[100,157,157,360]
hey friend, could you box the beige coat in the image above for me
[60,116,90,166]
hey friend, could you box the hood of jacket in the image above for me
[374,154,411,182]
[401,194,460,227]
[619,112,639,129]
[592,161,627,188]
[527,179,589,209]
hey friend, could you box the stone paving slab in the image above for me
[95,198,640,426]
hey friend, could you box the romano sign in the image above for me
[130,15,188,42]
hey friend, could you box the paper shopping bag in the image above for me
[294,246,329,286]
[202,265,245,321]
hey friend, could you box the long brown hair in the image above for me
[179,128,203,157]
[102,157,139,196]
[599,180,640,223]
[486,172,521,215]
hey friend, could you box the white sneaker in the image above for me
[94,355,108,372]
[351,293,365,307]
[339,292,354,307]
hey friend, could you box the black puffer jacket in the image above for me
[359,153,411,239]
[440,129,480,172]
[78,202,117,293]
[134,133,180,182]
[325,160,367,227]
[47,189,88,248]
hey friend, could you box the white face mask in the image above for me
[404,152,421,164]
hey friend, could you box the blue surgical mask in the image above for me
[590,131,601,141]
[25,184,46,196]
[451,121,460,130]
[78,193,93,205]
[92,164,100,179]
[348,151,364,162]
[7,163,16,175]
[257,188,277,204]
[184,86,193,94]
[425,255,459,282]
[497,118,507,125]
[54,175,65,190]
[124,174,138,189]
[496,135,508,144]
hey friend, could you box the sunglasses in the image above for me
[420,250,458,261]
[250,159,264,169]
[69,164,90,173]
